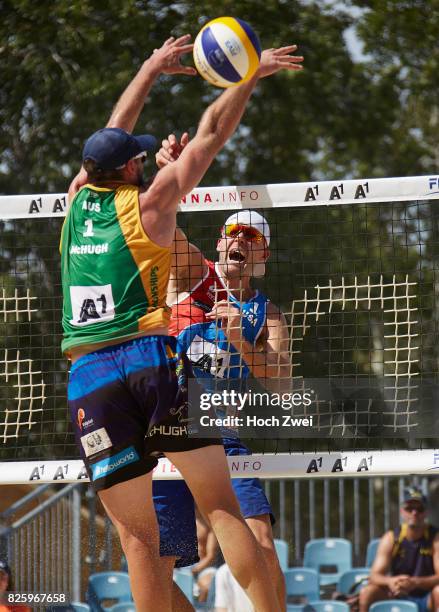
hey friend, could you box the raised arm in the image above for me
[172,226,203,270]
[67,36,195,201]
[141,45,303,245]
[107,35,196,131]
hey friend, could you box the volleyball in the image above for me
[193,17,261,88]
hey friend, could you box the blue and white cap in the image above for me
[223,209,270,246]
[82,127,157,170]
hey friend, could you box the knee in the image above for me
[250,530,282,573]
[255,531,276,552]
[117,524,159,556]
[431,584,439,600]
[359,584,376,606]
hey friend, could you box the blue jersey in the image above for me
[177,290,268,392]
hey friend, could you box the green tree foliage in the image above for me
[347,0,439,175]
[0,0,385,194]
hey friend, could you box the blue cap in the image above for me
[403,486,427,505]
[82,127,157,170]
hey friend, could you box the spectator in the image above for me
[0,560,30,612]
[214,563,254,612]
[359,486,439,611]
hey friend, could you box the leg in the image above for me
[428,585,439,611]
[359,584,391,612]
[99,472,172,612]
[166,446,279,612]
[246,515,286,611]
[159,556,195,612]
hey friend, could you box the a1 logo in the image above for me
[69,284,115,326]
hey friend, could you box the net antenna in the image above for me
[0,175,438,482]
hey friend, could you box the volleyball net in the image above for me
[1,175,439,482]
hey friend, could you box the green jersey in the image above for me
[61,183,171,354]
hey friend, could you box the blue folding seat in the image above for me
[284,567,320,605]
[365,538,380,567]
[369,601,418,612]
[305,602,350,612]
[108,605,136,612]
[304,538,352,586]
[275,538,289,571]
[173,568,194,604]
[336,568,370,594]
[86,572,132,612]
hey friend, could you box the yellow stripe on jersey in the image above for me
[114,185,171,331]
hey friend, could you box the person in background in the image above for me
[0,560,31,612]
[214,562,254,612]
[192,508,222,603]
[359,487,439,611]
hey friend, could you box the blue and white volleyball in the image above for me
[193,17,261,88]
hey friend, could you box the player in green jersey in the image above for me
[66,34,303,611]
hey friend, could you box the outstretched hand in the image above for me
[156,132,189,168]
[257,45,304,79]
[150,35,197,76]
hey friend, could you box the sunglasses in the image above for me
[116,151,147,169]
[132,151,147,164]
[224,223,265,243]
[403,505,425,513]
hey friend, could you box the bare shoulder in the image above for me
[266,300,288,324]
[379,530,395,550]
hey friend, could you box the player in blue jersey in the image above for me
[156,133,290,610]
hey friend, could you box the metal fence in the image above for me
[0,474,438,601]
[0,483,81,602]
[265,475,435,566]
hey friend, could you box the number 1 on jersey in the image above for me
[83,219,94,237]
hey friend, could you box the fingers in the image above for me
[174,43,194,55]
[180,132,189,147]
[277,55,304,70]
[173,34,192,45]
[174,65,198,75]
[273,44,298,54]
[164,34,192,49]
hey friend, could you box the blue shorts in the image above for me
[153,480,198,568]
[153,437,274,566]
[402,593,430,612]
[224,438,274,524]
[67,336,220,491]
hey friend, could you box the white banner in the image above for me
[1,450,439,484]
[1,176,439,219]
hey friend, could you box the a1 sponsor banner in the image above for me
[1,176,438,219]
[0,450,439,484]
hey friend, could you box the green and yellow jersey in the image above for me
[60,184,171,354]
